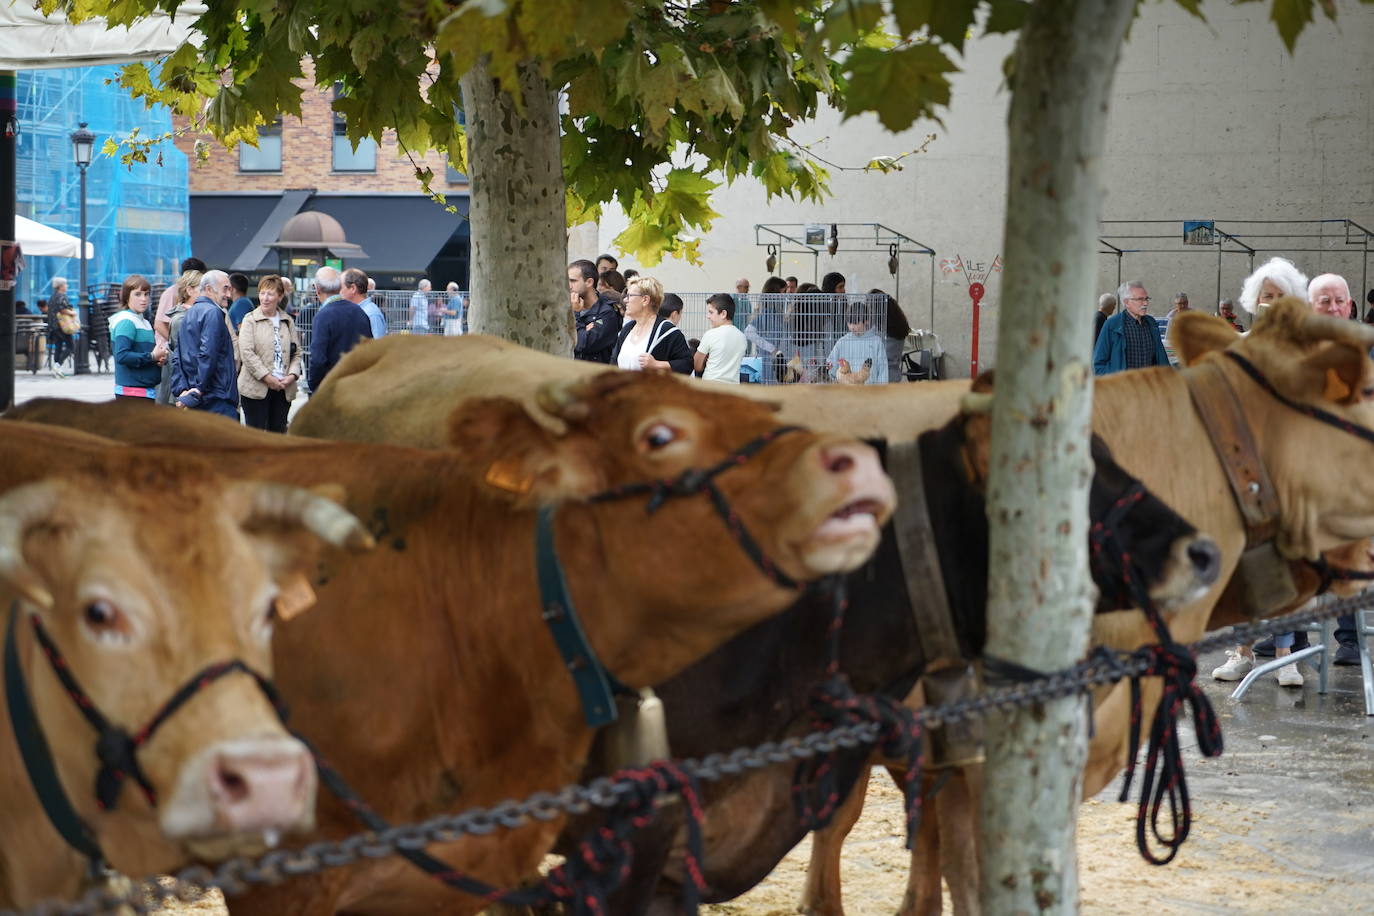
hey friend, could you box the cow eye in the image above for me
[82,600,119,631]
[643,423,678,450]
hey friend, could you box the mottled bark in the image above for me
[978,0,1136,912]
[460,59,575,355]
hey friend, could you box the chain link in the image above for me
[8,589,1369,916]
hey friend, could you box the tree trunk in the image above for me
[460,59,574,355]
[978,0,1136,912]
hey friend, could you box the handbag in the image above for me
[56,308,80,336]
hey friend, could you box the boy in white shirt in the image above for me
[694,293,747,384]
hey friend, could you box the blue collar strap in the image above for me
[535,506,628,728]
[4,604,109,875]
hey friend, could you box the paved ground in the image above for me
[12,367,116,404]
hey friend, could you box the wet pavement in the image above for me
[1095,645,1374,909]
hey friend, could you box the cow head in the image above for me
[0,463,372,865]
[958,375,1219,613]
[1172,298,1374,559]
[447,371,896,607]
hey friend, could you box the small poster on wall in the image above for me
[0,241,22,291]
[804,224,825,246]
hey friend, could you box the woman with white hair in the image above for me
[1212,255,1312,688]
[1237,256,1309,316]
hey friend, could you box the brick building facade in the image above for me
[174,60,470,292]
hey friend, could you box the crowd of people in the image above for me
[568,254,913,385]
[1092,258,1371,687]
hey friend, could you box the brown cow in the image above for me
[0,423,372,908]
[288,332,973,446]
[4,370,895,915]
[279,308,1374,914]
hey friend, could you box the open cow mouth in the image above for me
[815,497,887,539]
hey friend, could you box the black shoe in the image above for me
[1254,637,1276,658]
[1333,644,1362,666]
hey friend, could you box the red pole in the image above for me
[969,282,986,376]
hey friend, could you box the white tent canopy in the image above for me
[0,4,204,69]
[17,214,93,258]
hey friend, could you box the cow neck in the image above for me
[1180,359,1281,548]
[1094,367,1245,644]
[887,436,965,670]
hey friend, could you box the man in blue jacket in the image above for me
[172,270,239,418]
[307,265,372,392]
[1093,281,1170,375]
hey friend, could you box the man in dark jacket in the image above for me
[172,269,239,418]
[307,265,372,392]
[1092,281,1169,376]
[227,272,255,330]
[568,259,621,363]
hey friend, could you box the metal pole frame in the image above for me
[0,71,15,408]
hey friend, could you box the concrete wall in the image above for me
[587,0,1374,377]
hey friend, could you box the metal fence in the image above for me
[674,291,889,384]
[289,289,941,385]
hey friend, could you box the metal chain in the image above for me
[9,588,1369,916]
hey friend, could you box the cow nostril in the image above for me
[821,448,855,475]
[214,760,251,804]
[1187,539,1221,582]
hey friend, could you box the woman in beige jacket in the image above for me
[237,275,303,432]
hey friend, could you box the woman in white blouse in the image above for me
[609,276,693,374]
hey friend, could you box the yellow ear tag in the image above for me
[485,459,534,495]
[274,573,317,622]
[1324,367,1353,403]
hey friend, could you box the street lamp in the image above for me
[70,122,94,375]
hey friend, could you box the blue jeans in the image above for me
[1274,631,1296,650]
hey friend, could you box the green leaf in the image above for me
[891,0,980,52]
[1269,0,1315,52]
[983,0,1031,35]
[843,44,958,132]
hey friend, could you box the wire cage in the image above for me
[289,290,918,386]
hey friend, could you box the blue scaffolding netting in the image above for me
[16,65,190,309]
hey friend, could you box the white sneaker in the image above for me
[1276,662,1304,688]
[1211,650,1254,681]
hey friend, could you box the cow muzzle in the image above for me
[164,736,317,855]
[1149,533,1222,609]
[797,440,896,576]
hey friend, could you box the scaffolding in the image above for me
[15,66,190,309]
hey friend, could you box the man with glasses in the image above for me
[1093,280,1170,375]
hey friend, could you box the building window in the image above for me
[239,119,282,172]
[332,84,376,172]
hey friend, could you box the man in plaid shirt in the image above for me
[1093,281,1170,375]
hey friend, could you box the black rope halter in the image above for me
[4,603,286,874]
[588,425,809,590]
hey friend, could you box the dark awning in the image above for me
[190,192,469,275]
[301,195,468,271]
[230,188,313,271]
[189,194,281,272]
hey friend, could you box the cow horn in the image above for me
[960,392,994,414]
[535,379,594,422]
[1295,309,1374,349]
[241,483,375,552]
[0,481,60,609]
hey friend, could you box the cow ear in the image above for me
[1300,341,1374,406]
[447,397,606,506]
[1171,312,1239,367]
